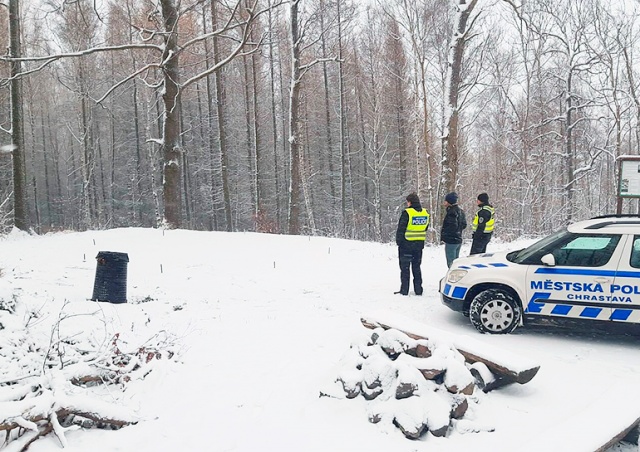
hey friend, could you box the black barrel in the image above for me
[91,251,129,303]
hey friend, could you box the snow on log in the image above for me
[361,310,540,386]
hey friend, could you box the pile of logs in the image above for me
[327,313,541,440]
[334,326,478,439]
[361,314,541,390]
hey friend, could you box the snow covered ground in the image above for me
[1,228,639,452]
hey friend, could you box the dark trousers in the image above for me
[470,234,491,255]
[398,248,423,295]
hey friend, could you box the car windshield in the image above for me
[507,228,621,266]
[507,229,570,264]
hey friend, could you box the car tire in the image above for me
[470,288,522,334]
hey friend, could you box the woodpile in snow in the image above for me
[360,314,541,390]
[323,312,541,440]
[330,326,486,440]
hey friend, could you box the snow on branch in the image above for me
[0,299,180,451]
[94,63,161,105]
[0,43,163,65]
[180,0,282,89]
[569,144,611,187]
[299,57,340,79]
[0,43,163,89]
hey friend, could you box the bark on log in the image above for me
[594,418,640,451]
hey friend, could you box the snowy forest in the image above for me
[0,0,639,242]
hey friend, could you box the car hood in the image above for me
[451,250,512,268]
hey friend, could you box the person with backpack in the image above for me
[440,192,467,267]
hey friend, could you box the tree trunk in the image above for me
[211,0,233,232]
[337,0,349,233]
[243,54,256,215]
[287,0,302,235]
[46,109,63,226]
[26,87,40,232]
[80,82,94,229]
[319,0,336,214]
[564,72,575,224]
[354,49,370,228]
[9,0,28,231]
[38,107,52,227]
[267,0,281,233]
[250,29,263,223]
[159,0,182,229]
[179,102,192,228]
[201,5,219,231]
[442,0,479,197]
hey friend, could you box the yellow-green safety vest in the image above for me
[472,206,495,233]
[405,208,430,241]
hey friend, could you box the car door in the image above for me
[610,235,640,324]
[524,234,622,321]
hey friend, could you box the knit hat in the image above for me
[477,192,489,204]
[445,192,458,205]
[406,192,420,205]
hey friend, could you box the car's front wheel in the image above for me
[469,288,522,334]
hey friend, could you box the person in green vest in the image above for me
[470,192,495,255]
[395,192,430,296]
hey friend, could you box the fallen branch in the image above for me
[0,384,138,451]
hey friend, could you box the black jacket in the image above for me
[396,203,428,251]
[440,204,467,244]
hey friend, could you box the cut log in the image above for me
[623,424,640,446]
[361,311,540,386]
[450,394,468,419]
[406,341,432,358]
[595,417,640,452]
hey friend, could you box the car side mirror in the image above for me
[541,253,556,267]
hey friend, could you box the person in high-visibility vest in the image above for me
[470,192,495,255]
[395,192,430,296]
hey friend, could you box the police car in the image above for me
[439,215,640,334]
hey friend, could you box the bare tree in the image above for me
[286,0,335,235]
[2,0,280,230]
[9,0,28,231]
[504,0,607,224]
[442,0,479,198]
[287,0,303,234]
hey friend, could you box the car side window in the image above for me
[552,235,620,267]
[630,237,640,268]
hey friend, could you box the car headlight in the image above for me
[447,269,468,283]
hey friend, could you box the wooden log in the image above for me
[594,417,640,452]
[361,311,540,386]
[623,424,640,446]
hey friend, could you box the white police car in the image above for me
[440,215,640,334]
